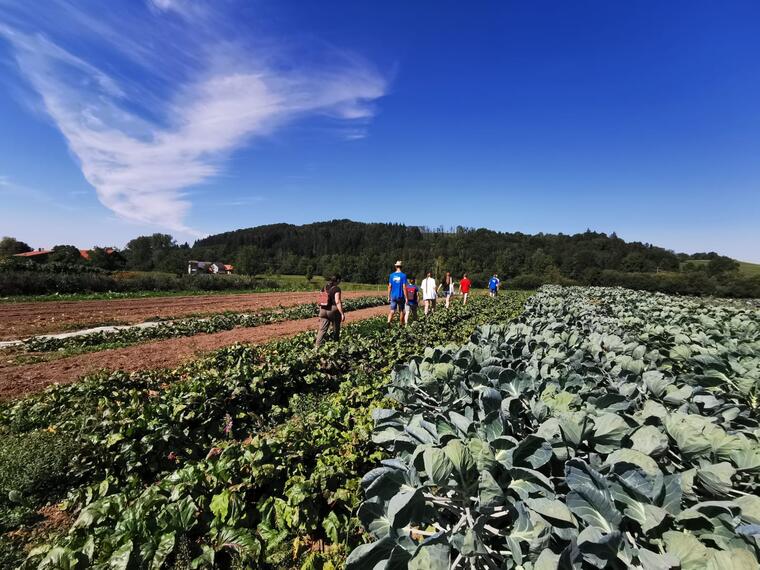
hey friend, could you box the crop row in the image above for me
[349,285,760,569]
[6,293,529,568]
[20,295,385,352]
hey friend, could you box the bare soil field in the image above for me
[0,290,376,340]
[0,304,388,401]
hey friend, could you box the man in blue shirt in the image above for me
[387,260,408,326]
[488,274,501,297]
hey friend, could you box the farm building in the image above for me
[13,248,115,262]
[187,260,234,275]
[14,249,51,261]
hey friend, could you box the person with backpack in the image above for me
[387,260,408,326]
[420,271,437,315]
[405,277,419,325]
[315,274,345,347]
[488,273,501,297]
[438,271,455,308]
[459,273,472,305]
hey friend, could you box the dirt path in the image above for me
[0,290,377,340]
[0,305,389,401]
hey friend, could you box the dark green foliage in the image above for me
[592,269,760,298]
[124,233,178,271]
[0,236,32,258]
[0,257,108,274]
[194,220,683,285]
[88,247,126,271]
[0,431,78,532]
[0,270,280,296]
[707,255,741,275]
[234,245,264,276]
[49,245,84,264]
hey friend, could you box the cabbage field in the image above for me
[349,286,760,569]
[3,286,759,569]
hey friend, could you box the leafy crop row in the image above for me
[350,286,760,569]
[7,293,529,568]
[21,296,385,352]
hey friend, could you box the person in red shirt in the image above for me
[459,273,472,305]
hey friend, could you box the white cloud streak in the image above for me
[0,1,387,234]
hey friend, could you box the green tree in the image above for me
[621,252,653,273]
[89,247,127,271]
[707,256,739,275]
[529,249,554,275]
[568,250,598,279]
[681,261,704,273]
[125,234,176,271]
[153,248,187,274]
[433,255,445,280]
[235,246,263,276]
[0,236,32,258]
[542,263,563,282]
[49,245,83,264]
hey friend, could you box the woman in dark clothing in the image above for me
[438,272,455,309]
[315,275,345,347]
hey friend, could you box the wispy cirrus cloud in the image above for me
[0,0,387,234]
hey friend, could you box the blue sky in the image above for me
[0,0,758,261]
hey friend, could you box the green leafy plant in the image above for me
[16,294,529,568]
[351,286,760,569]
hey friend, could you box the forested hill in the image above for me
[4,219,756,296]
[193,219,685,285]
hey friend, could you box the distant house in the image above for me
[14,249,51,261]
[79,248,114,260]
[188,261,234,275]
[13,248,114,262]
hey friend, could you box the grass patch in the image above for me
[0,431,78,528]
[738,260,760,276]
[680,258,760,276]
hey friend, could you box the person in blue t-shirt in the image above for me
[488,274,501,297]
[387,260,408,326]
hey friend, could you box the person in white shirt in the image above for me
[420,271,437,315]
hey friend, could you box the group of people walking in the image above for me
[386,261,500,326]
[314,261,502,346]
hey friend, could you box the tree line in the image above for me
[1,219,755,297]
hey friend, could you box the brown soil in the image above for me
[0,290,377,340]
[0,305,389,401]
[5,505,73,548]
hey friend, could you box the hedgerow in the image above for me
[0,269,283,296]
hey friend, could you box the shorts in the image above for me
[405,303,418,315]
[489,288,498,295]
[390,297,406,311]
[444,290,453,297]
